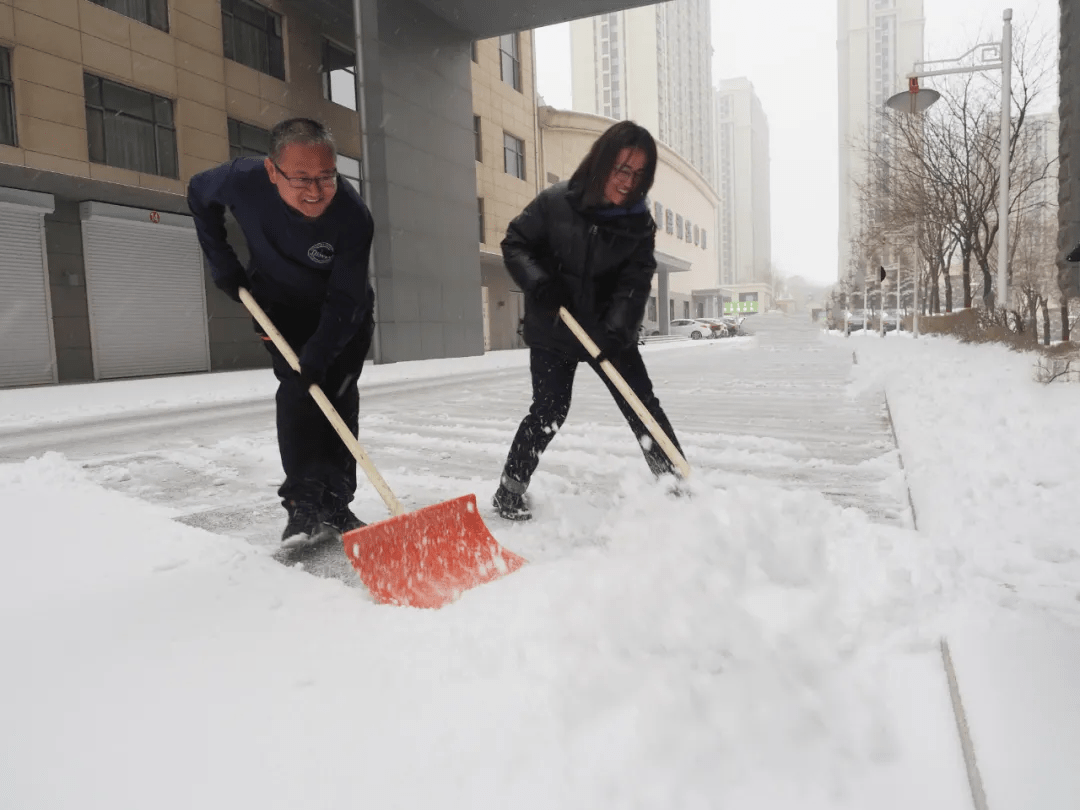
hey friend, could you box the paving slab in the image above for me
[945,621,1080,810]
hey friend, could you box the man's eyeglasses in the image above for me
[613,164,647,185]
[272,160,338,191]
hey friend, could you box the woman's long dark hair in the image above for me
[569,121,658,209]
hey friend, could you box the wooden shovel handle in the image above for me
[239,288,406,517]
[558,307,691,479]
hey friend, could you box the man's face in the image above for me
[265,143,338,219]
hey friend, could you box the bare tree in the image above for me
[1012,214,1056,343]
[848,25,1055,328]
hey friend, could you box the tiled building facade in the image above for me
[0,0,364,387]
[471,31,540,352]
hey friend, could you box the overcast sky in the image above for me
[534,0,1059,286]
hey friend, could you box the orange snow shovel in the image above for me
[240,289,526,609]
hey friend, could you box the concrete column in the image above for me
[358,0,484,362]
[1060,0,1080,291]
[657,270,670,335]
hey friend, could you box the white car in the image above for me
[668,318,710,340]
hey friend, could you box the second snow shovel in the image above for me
[240,288,526,609]
[559,306,692,479]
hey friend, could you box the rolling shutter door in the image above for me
[81,202,210,380]
[0,188,57,388]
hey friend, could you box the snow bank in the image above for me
[0,453,950,809]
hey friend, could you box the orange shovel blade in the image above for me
[342,493,527,609]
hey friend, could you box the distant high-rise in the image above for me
[570,0,715,185]
[837,0,924,281]
[715,78,771,286]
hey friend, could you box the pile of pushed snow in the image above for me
[0,452,949,808]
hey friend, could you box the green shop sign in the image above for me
[724,300,759,314]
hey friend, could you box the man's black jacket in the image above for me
[187,158,375,378]
[501,181,657,356]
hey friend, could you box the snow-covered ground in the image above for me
[1,315,1078,808]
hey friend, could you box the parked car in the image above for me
[721,316,747,336]
[669,318,710,339]
[880,309,900,332]
[845,310,867,335]
[694,318,729,338]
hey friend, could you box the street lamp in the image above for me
[886,8,1013,327]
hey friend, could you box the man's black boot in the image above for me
[282,500,338,545]
[324,499,367,534]
[492,484,532,521]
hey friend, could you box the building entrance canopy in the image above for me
[309,0,663,40]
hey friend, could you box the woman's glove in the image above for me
[532,277,573,310]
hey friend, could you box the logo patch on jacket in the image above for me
[308,242,334,264]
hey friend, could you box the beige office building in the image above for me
[0,0,551,383]
[0,0,367,387]
[471,31,540,352]
[837,0,924,281]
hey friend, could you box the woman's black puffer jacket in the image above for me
[501,180,657,357]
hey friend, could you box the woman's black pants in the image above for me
[500,346,684,492]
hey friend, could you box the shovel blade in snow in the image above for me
[342,493,527,609]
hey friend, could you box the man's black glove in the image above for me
[293,364,324,390]
[1067,243,1080,263]
[215,275,244,303]
[532,277,573,310]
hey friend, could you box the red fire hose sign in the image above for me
[149,211,160,223]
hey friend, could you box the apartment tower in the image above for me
[715,77,771,287]
[837,0,925,281]
[569,0,715,186]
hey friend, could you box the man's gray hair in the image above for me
[269,118,336,162]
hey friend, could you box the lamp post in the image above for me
[886,9,1013,318]
[877,263,903,336]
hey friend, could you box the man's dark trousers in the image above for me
[261,308,372,512]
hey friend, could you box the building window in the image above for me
[676,214,683,240]
[0,48,14,147]
[474,115,482,162]
[477,197,485,243]
[683,301,690,318]
[654,201,662,222]
[503,132,525,180]
[471,41,478,63]
[337,154,361,193]
[499,33,521,92]
[546,172,559,185]
[686,221,693,243]
[227,118,270,158]
[84,74,177,178]
[222,0,285,81]
[665,209,673,234]
[701,230,707,250]
[669,299,674,320]
[693,225,699,246]
[323,40,356,110]
[89,0,168,32]
[648,296,657,322]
